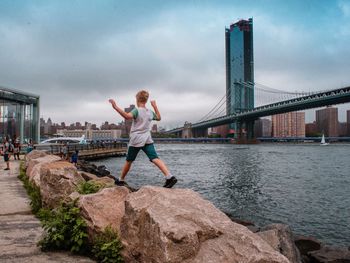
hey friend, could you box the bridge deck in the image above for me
[168,86,350,133]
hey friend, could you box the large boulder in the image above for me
[25,150,48,168]
[120,186,290,263]
[40,161,85,208]
[77,187,130,239]
[26,155,61,187]
[258,224,301,263]
[294,235,322,259]
[308,246,350,263]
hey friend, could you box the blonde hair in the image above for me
[136,90,149,103]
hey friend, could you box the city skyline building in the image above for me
[305,122,318,137]
[316,107,338,137]
[57,128,122,140]
[211,124,229,138]
[338,122,347,137]
[272,112,305,137]
[225,18,254,116]
[40,116,133,140]
[254,118,272,137]
[123,104,135,136]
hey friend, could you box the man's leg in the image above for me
[120,161,133,181]
[152,158,170,176]
[153,158,177,188]
[118,146,140,183]
[143,144,177,188]
[4,154,10,170]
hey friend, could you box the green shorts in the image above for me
[126,143,159,162]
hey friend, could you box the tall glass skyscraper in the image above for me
[225,18,254,115]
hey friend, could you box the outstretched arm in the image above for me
[109,99,133,120]
[151,100,161,121]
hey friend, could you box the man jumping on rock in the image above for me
[109,90,177,188]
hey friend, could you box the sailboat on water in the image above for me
[320,134,329,146]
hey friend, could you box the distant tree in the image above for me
[305,132,322,137]
[208,134,221,138]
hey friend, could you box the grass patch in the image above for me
[76,180,103,195]
[18,162,42,214]
[92,226,124,263]
[38,199,89,254]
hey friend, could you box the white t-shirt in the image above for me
[129,107,157,147]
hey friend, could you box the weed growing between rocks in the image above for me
[92,226,124,263]
[38,199,90,254]
[18,162,42,214]
[77,180,103,194]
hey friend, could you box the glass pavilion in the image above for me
[0,86,40,143]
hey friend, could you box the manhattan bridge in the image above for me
[167,19,350,139]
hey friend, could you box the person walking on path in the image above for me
[2,138,10,170]
[13,139,21,160]
[109,90,177,188]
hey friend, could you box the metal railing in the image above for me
[34,142,128,155]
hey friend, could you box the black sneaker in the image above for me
[115,178,128,186]
[163,176,178,188]
[4,168,10,170]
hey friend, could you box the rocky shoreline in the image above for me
[224,213,350,263]
[25,150,350,263]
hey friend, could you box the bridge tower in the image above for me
[225,18,254,138]
[182,122,193,138]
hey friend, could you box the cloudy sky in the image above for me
[1,0,350,128]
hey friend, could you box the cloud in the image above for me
[0,0,349,128]
[339,0,350,17]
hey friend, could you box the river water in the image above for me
[94,143,350,246]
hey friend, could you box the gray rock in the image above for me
[308,246,350,263]
[77,161,110,177]
[78,171,99,181]
[77,187,130,240]
[26,155,61,187]
[40,161,85,208]
[247,225,261,233]
[25,150,48,168]
[121,186,290,263]
[259,223,301,263]
[294,235,322,257]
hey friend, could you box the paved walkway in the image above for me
[0,159,95,262]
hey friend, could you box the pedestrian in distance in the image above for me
[13,139,21,160]
[109,90,177,188]
[2,138,10,170]
[62,143,68,160]
[26,139,34,154]
[71,150,79,166]
[8,139,14,160]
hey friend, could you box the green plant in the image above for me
[77,180,102,194]
[18,162,42,214]
[92,226,124,263]
[19,162,124,262]
[38,199,89,254]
